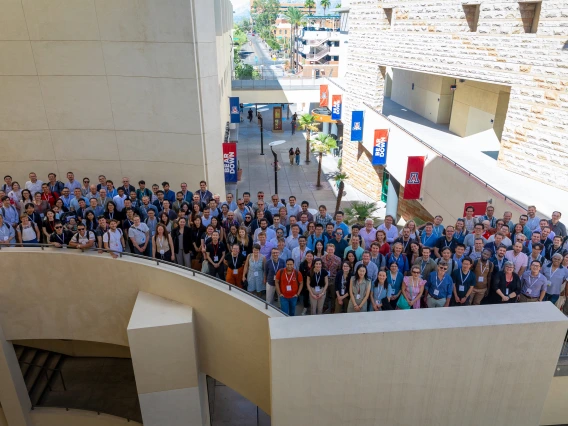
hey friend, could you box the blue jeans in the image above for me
[279,296,298,316]
[295,155,300,165]
[544,293,560,304]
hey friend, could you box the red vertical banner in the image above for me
[463,202,488,216]
[403,156,426,200]
[320,85,329,107]
[223,143,237,183]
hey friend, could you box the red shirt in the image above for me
[276,269,303,298]
[41,192,56,207]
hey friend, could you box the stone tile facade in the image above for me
[342,0,568,192]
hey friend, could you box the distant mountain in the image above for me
[233,2,251,22]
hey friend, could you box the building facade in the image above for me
[340,0,568,200]
[0,0,233,195]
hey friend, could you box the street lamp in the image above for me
[269,140,286,194]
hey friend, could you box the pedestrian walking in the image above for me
[295,148,301,165]
[289,148,295,165]
[291,119,296,135]
[248,109,253,122]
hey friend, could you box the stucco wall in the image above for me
[0,249,281,414]
[0,0,232,195]
[343,0,568,191]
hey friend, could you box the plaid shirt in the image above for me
[322,253,342,281]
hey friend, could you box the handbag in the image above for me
[396,294,411,310]
[381,297,393,310]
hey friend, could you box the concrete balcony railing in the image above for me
[306,46,330,61]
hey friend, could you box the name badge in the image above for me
[3,237,8,241]
[341,289,345,295]
[160,250,165,255]
[356,294,361,299]
[242,251,246,256]
[478,277,484,282]
[233,269,238,275]
[433,289,440,296]
[459,285,465,292]
[286,285,292,292]
[213,256,218,262]
[315,286,321,292]
[62,244,67,249]
[254,271,259,277]
[547,281,552,287]
[505,288,509,295]
[141,238,145,244]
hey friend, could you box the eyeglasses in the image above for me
[55,226,63,229]
[412,271,420,274]
[439,266,448,270]
[238,203,244,206]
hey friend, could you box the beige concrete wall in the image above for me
[391,69,453,124]
[12,339,131,358]
[0,249,282,414]
[270,303,568,426]
[233,87,320,105]
[0,0,232,195]
[449,80,511,138]
[541,376,568,426]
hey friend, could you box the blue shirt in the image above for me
[264,258,286,286]
[426,271,453,299]
[163,190,176,204]
[0,205,19,226]
[333,222,350,238]
[106,188,118,198]
[386,253,409,274]
[306,233,328,251]
[387,271,404,295]
[420,232,438,251]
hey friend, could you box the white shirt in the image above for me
[359,227,377,249]
[113,194,127,212]
[25,180,43,195]
[129,223,149,245]
[291,246,308,269]
[72,230,95,245]
[376,223,398,243]
[103,228,123,252]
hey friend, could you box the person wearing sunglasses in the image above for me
[425,261,453,308]
[48,221,73,248]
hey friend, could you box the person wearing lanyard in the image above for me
[195,181,213,205]
[450,257,476,306]
[490,261,520,303]
[420,223,438,255]
[225,243,246,288]
[490,245,507,276]
[434,225,457,258]
[334,261,352,313]
[426,261,453,308]
[371,270,393,311]
[275,259,303,316]
[292,236,309,269]
[265,248,285,305]
[542,253,568,304]
[48,222,73,248]
[470,249,494,305]
[205,230,226,279]
[103,219,126,258]
[0,215,15,246]
[413,247,437,281]
[519,260,547,302]
[307,259,329,315]
[348,264,371,312]
[386,262,404,309]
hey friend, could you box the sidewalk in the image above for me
[232,104,378,211]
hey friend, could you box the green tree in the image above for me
[311,134,337,187]
[321,0,331,15]
[284,7,306,74]
[305,0,316,15]
[336,2,341,7]
[298,114,319,164]
[344,201,380,226]
[333,172,348,213]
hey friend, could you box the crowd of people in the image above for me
[1,172,568,317]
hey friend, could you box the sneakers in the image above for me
[301,307,307,316]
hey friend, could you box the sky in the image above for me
[231,0,250,6]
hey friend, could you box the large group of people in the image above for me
[1,172,568,317]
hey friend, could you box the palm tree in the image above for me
[344,201,380,226]
[311,133,337,187]
[284,7,306,74]
[333,172,348,213]
[321,0,331,16]
[305,0,316,15]
[336,2,341,7]
[297,114,319,164]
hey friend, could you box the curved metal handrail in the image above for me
[324,77,527,213]
[0,244,288,316]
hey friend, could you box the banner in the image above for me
[273,106,282,131]
[403,156,426,200]
[462,202,488,217]
[229,97,240,124]
[331,95,342,120]
[223,143,237,183]
[371,129,389,166]
[320,85,329,107]
[351,111,364,142]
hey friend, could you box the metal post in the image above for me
[271,145,278,194]
[260,118,264,155]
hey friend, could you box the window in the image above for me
[462,4,480,32]
[519,1,541,33]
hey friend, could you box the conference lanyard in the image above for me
[232,256,239,269]
[55,233,65,244]
[459,270,470,286]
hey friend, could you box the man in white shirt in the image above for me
[359,218,377,250]
[25,172,43,195]
[103,219,125,258]
[69,224,95,250]
[113,187,127,212]
[376,215,398,243]
[291,236,309,270]
[64,171,82,193]
[128,215,150,256]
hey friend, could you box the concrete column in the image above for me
[127,292,209,426]
[0,325,32,426]
[322,122,330,134]
[385,172,400,221]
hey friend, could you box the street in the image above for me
[242,34,287,78]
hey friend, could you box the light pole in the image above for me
[259,116,264,155]
[269,140,286,194]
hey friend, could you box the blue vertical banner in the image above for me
[229,97,240,124]
[351,110,364,142]
[223,143,237,183]
[331,95,342,120]
[371,129,389,166]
